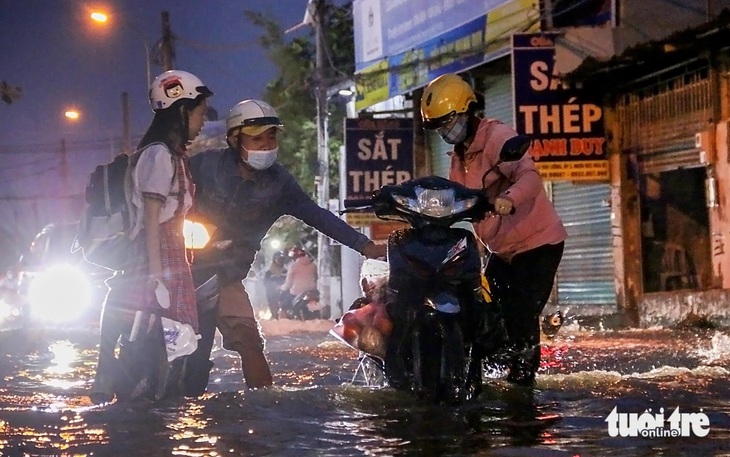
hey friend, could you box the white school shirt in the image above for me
[129,143,193,240]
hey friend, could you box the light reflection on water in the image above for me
[0,328,729,456]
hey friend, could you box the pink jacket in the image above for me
[448,119,567,260]
[282,257,318,296]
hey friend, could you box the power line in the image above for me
[0,135,144,155]
[0,165,58,183]
[0,156,56,171]
[176,35,260,52]
[0,193,83,201]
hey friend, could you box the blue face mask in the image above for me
[438,114,468,145]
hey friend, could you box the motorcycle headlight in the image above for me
[393,187,478,218]
[27,264,92,324]
[0,298,21,320]
[424,292,460,314]
[184,220,210,249]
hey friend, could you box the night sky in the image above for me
[0,0,322,264]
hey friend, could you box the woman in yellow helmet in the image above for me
[421,73,567,386]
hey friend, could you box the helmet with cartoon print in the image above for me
[420,73,477,130]
[149,70,213,112]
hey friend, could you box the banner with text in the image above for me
[344,118,414,227]
[355,0,539,110]
[512,32,608,182]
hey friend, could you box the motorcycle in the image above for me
[334,136,532,404]
[289,288,329,320]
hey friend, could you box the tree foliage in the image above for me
[244,2,354,264]
[244,1,354,198]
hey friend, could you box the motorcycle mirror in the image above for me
[499,135,531,162]
[480,135,533,188]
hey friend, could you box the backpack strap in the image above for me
[171,154,189,218]
[125,142,170,236]
[103,165,112,214]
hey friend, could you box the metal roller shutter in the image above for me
[552,181,616,306]
[483,71,514,127]
[429,130,452,178]
[617,64,711,174]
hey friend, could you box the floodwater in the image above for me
[1,320,730,457]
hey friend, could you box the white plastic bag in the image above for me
[360,259,389,290]
[154,279,171,309]
[160,317,200,362]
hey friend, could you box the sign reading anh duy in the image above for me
[345,118,414,227]
[512,32,609,182]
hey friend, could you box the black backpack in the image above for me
[73,151,137,271]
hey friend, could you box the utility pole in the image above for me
[122,91,131,154]
[160,11,175,70]
[59,139,69,194]
[314,0,333,317]
[59,138,69,220]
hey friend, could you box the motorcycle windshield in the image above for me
[377,177,486,225]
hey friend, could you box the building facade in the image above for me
[350,0,730,325]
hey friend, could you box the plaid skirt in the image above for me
[106,215,198,332]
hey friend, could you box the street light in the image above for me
[89,10,152,89]
[90,12,107,23]
[64,109,80,121]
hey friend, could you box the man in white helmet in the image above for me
[184,99,385,392]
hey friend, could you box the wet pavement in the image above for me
[1,321,730,456]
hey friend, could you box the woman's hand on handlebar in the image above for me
[494,196,514,216]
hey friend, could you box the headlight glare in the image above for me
[27,264,92,324]
[184,220,210,249]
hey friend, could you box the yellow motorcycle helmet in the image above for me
[420,73,477,130]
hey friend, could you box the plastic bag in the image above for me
[360,259,389,291]
[330,301,392,359]
[155,280,171,309]
[160,317,200,362]
[330,258,393,359]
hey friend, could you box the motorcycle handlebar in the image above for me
[341,195,515,216]
[339,207,367,214]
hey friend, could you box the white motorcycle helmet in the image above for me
[226,99,284,137]
[149,70,213,112]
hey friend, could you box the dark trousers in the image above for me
[93,295,169,401]
[485,242,564,350]
[183,305,217,396]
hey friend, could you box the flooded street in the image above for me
[1,322,730,456]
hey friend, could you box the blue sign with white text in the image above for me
[512,32,609,181]
[345,118,414,202]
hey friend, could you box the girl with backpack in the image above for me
[89,70,213,404]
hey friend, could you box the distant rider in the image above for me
[279,247,318,318]
[263,251,288,319]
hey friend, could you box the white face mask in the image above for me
[243,147,278,170]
